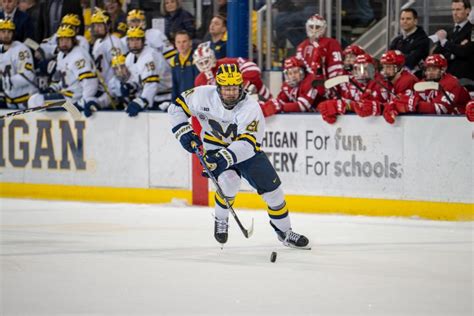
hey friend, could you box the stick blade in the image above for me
[414,81,439,92]
[61,100,82,120]
[324,75,350,89]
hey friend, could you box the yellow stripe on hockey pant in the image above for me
[175,97,192,117]
[142,76,160,83]
[267,204,289,219]
[78,72,97,80]
[6,94,29,104]
[215,192,234,209]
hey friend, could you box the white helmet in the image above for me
[193,43,216,73]
[306,14,327,40]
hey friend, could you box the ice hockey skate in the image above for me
[271,222,310,249]
[214,217,229,245]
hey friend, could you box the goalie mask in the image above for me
[423,54,447,82]
[380,50,405,81]
[216,64,245,110]
[283,56,305,88]
[352,53,375,83]
[193,43,216,73]
[306,14,327,40]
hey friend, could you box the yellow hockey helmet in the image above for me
[91,9,110,24]
[0,19,15,31]
[56,25,76,38]
[216,64,243,86]
[61,14,81,27]
[111,54,126,67]
[126,26,145,38]
[127,9,145,23]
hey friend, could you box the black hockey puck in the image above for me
[270,251,277,262]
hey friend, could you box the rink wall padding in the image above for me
[0,110,472,221]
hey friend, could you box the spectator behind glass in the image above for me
[207,15,227,59]
[40,0,83,38]
[0,0,33,41]
[274,0,316,49]
[342,0,375,27]
[170,30,199,101]
[104,0,127,38]
[389,8,429,77]
[161,0,195,42]
[18,0,42,42]
[431,0,474,81]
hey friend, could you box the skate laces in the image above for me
[215,218,228,234]
[284,230,301,244]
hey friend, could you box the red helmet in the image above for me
[283,56,303,71]
[354,53,374,65]
[380,50,405,66]
[424,54,448,69]
[343,45,365,57]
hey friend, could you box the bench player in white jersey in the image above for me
[168,64,309,248]
[91,9,126,109]
[38,14,90,60]
[28,26,99,117]
[121,9,177,62]
[0,19,38,109]
[121,26,169,116]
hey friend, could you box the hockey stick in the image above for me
[414,81,453,105]
[0,99,82,120]
[192,144,254,239]
[324,75,349,89]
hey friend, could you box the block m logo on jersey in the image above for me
[209,119,238,141]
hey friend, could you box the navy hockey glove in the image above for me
[84,100,99,117]
[172,123,202,153]
[126,98,147,117]
[203,148,236,178]
[120,82,139,98]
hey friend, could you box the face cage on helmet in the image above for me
[381,63,402,81]
[423,66,444,82]
[217,85,246,110]
[353,63,375,82]
[113,64,130,82]
[284,67,304,87]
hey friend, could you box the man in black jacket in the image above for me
[390,8,429,77]
[0,0,33,41]
[431,0,474,81]
[39,0,83,38]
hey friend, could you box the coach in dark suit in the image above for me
[0,0,34,42]
[431,0,474,80]
[390,8,429,76]
[39,0,83,38]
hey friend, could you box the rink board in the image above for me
[0,110,472,220]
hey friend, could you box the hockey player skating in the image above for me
[28,25,99,116]
[193,43,272,101]
[260,56,320,117]
[383,54,471,123]
[168,64,309,248]
[0,19,38,110]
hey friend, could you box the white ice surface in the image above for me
[0,198,473,316]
